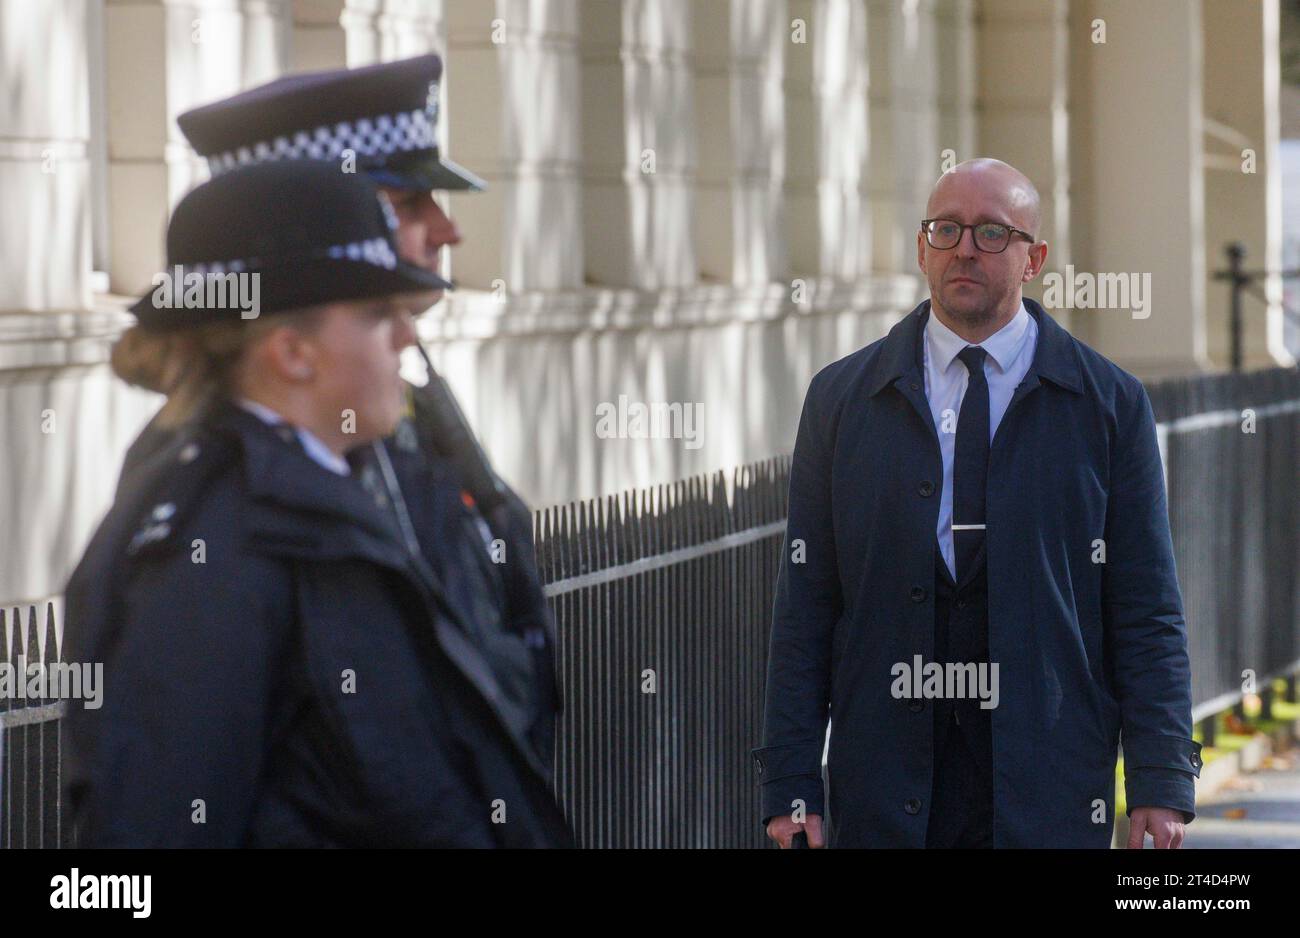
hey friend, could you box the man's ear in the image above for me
[917,230,928,275]
[1023,240,1049,283]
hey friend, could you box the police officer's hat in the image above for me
[177,54,485,193]
[129,160,451,328]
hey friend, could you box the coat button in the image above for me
[1190,751,1203,771]
[956,598,968,610]
[908,700,923,713]
[910,586,927,603]
[178,442,200,464]
[917,480,934,497]
[904,798,922,815]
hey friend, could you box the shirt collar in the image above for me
[236,397,351,477]
[925,300,1031,374]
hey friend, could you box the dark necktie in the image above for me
[953,345,989,582]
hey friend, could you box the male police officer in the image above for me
[118,54,561,779]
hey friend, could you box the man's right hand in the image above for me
[766,813,825,849]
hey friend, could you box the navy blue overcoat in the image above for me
[755,298,1203,848]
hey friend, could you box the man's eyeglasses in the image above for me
[920,218,1035,254]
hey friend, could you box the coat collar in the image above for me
[235,396,352,477]
[204,401,554,782]
[925,300,1032,376]
[209,400,403,547]
[866,297,1083,398]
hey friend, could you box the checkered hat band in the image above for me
[182,238,398,275]
[205,109,435,175]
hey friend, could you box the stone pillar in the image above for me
[977,0,1070,317]
[103,0,289,295]
[1068,0,1208,377]
[784,0,870,280]
[580,0,696,289]
[338,0,443,66]
[1201,0,1292,368]
[0,0,92,313]
[290,0,347,70]
[869,0,948,275]
[443,0,583,291]
[694,0,787,285]
[935,0,977,185]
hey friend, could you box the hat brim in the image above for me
[129,257,452,329]
[367,153,486,192]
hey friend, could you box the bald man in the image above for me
[754,159,1201,849]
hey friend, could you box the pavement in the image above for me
[1183,751,1300,848]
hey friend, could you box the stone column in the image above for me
[337,0,443,66]
[977,0,1070,317]
[1068,0,1208,376]
[694,0,787,285]
[443,0,583,291]
[580,0,696,289]
[0,0,92,313]
[784,0,870,280]
[1201,0,1292,368]
[290,0,347,70]
[869,0,949,275]
[103,0,289,294]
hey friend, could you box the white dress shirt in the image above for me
[922,301,1038,580]
[236,397,351,477]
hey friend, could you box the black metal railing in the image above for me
[3,367,1297,848]
[1212,242,1300,371]
[536,459,788,848]
[0,604,69,849]
[1149,365,1300,740]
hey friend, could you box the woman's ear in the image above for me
[257,324,318,383]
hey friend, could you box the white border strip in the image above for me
[1155,397,1300,490]
[1158,398,1300,436]
[1191,657,1300,724]
[544,398,1300,598]
[543,520,786,597]
[0,700,66,729]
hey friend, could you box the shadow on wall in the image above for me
[459,294,920,508]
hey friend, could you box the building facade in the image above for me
[0,0,1292,616]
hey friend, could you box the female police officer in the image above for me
[114,53,562,781]
[63,160,572,848]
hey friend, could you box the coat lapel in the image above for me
[864,298,1083,594]
[865,302,936,450]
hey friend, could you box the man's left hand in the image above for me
[1127,806,1186,848]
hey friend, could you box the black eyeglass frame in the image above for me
[920,218,1036,254]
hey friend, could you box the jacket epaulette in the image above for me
[120,424,240,560]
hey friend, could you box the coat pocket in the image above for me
[1085,679,1123,748]
[829,610,863,704]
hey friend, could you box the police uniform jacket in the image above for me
[64,399,573,847]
